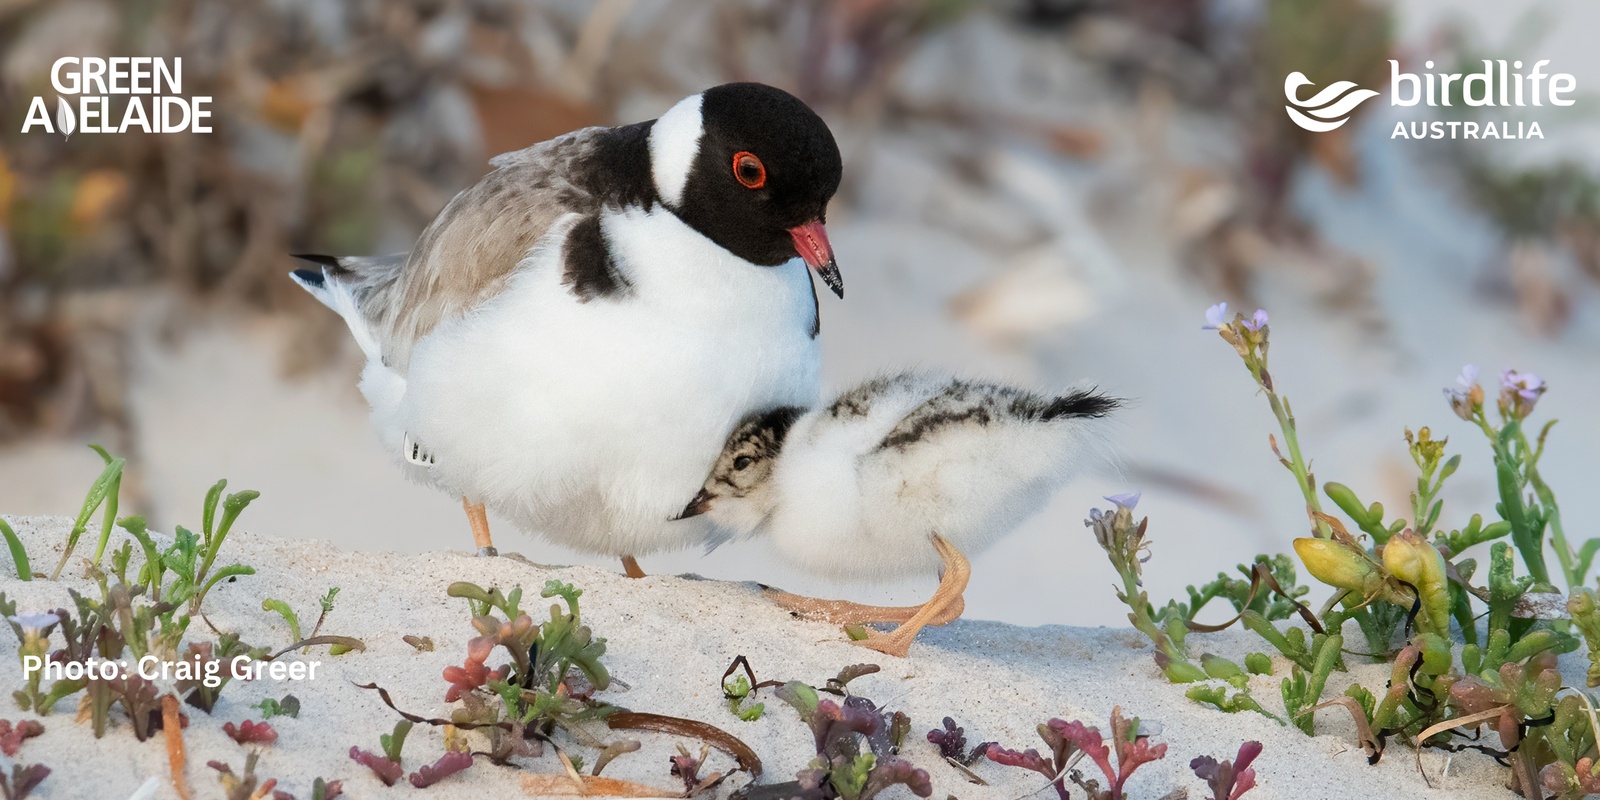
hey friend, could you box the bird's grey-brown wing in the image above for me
[343,124,651,372]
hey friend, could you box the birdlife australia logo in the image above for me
[1284,59,1577,141]
[1283,73,1380,132]
[19,57,213,137]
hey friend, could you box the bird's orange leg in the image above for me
[765,534,971,657]
[621,556,647,578]
[463,498,497,557]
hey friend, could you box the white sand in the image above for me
[0,514,1560,799]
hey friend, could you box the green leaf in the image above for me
[262,598,304,644]
[218,489,260,538]
[0,517,32,581]
[37,677,88,715]
[203,479,226,543]
[1494,422,1549,583]
[119,517,164,598]
[1344,684,1377,723]
[86,445,121,566]
[1187,683,1283,724]
[319,587,341,615]
[50,454,125,579]
[775,680,820,719]
[1201,654,1249,689]
[1324,481,1393,543]
[73,454,124,534]
[109,540,133,583]
[192,564,256,615]
[540,580,581,616]
[256,695,301,719]
[1578,540,1600,587]
[1245,652,1274,675]
[380,720,413,763]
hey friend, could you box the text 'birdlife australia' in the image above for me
[20,57,213,137]
[1284,59,1577,140]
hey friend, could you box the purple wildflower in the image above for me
[6,614,59,636]
[1500,370,1544,400]
[1104,492,1142,511]
[1498,369,1546,419]
[1444,364,1485,422]
[1241,309,1269,331]
[1203,302,1229,330]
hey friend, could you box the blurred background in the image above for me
[2,0,1598,627]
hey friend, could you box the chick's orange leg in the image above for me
[764,534,971,656]
[854,535,971,658]
[464,498,497,557]
[764,589,964,626]
[621,556,647,578]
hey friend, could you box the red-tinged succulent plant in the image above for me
[988,707,1168,800]
[223,719,278,745]
[409,751,474,788]
[1191,741,1263,800]
[0,719,43,758]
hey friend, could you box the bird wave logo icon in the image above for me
[1283,72,1380,132]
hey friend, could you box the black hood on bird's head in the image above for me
[668,84,843,283]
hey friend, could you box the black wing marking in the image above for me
[877,382,1119,450]
[562,215,633,301]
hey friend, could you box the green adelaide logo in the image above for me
[20,56,214,136]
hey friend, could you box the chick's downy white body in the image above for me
[702,373,1117,581]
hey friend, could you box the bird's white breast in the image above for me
[397,207,821,556]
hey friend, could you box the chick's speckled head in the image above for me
[675,406,804,534]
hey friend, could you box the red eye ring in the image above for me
[733,151,766,189]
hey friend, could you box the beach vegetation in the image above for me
[1093,303,1600,797]
[986,707,1173,800]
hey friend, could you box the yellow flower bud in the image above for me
[1382,529,1450,636]
[1293,538,1377,593]
[1382,530,1443,588]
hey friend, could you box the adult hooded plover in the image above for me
[290,83,843,568]
[678,372,1119,656]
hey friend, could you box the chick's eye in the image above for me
[733,455,754,471]
[732,152,766,189]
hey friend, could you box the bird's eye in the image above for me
[733,455,754,471]
[732,152,766,189]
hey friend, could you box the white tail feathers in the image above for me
[289,266,383,362]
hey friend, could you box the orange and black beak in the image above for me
[788,220,842,298]
[672,488,714,521]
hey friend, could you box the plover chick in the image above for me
[678,372,1119,656]
[290,83,842,565]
